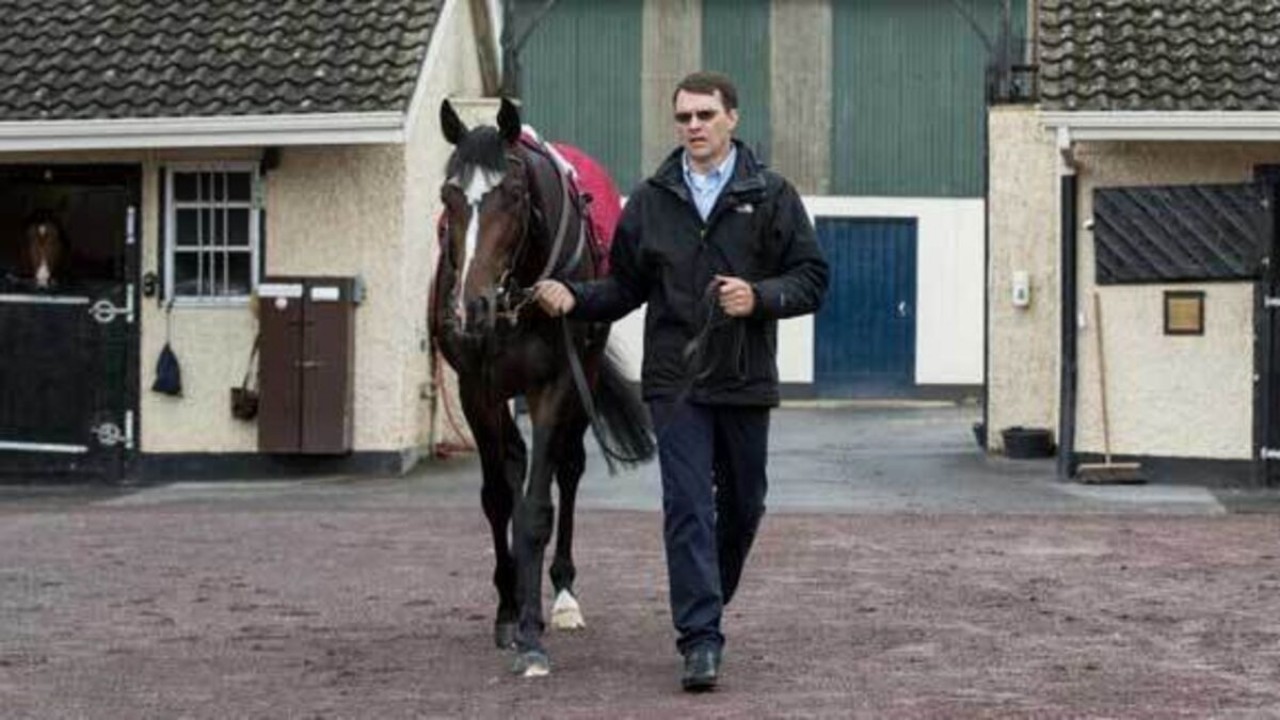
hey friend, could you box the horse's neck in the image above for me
[522,148,595,284]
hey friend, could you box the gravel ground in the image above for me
[4,496,1280,719]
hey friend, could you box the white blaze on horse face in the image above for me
[450,166,505,319]
[33,223,52,288]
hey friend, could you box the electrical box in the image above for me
[1012,270,1031,308]
[257,276,357,454]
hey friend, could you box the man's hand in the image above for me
[532,279,576,317]
[715,275,756,317]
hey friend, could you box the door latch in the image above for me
[89,283,135,324]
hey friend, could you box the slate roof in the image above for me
[0,1,443,121]
[1039,0,1280,111]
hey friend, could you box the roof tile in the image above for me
[1040,0,1280,111]
[0,0,443,121]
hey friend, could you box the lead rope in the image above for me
[524,140,647,472]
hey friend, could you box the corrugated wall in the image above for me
[832,0,1024,198]
[519,0,1024,198]
[701,0,771,163]
[519,0,644,188]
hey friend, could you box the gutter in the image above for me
[0,112,406,152]
[1041,110,1280,142]
[1056,127,1078,480]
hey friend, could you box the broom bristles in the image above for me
[1075,461,1147,485]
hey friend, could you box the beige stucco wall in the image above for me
[989,107,1280,459]
[1072,141,1280,459]
[404,0,484,451]
[987,106,1060,451]
[264,143,408,454]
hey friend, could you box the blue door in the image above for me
[814,217,917,397]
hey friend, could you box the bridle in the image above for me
[444,139,590,331]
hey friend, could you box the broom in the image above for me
[1075,291,1147,484]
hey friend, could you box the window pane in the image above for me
[227,252,252,295]
[174,171,252,203]
[172,252,204,296]
[175,209,202,247]
[173,172,198,201]
[208,206,222,244]
[225,208,250,246]
[173,251,253,298]
[226,173,251,202]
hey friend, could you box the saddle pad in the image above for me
[545,141,621,275]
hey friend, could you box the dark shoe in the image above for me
[681,646,721,692]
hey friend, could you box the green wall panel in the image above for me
[832,0,1026,198]
[520,0,644,189]
[701,0,771,163]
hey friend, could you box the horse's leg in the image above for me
[460,385,525,649]
[508,378,575,677]
[549,413,588,631]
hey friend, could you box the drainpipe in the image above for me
[1056,127,1078,480]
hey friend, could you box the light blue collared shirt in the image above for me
[682,145,737,221]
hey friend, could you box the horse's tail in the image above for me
[593,346,656,469]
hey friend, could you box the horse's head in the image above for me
[439,97,532,334]
[25,211,63,289]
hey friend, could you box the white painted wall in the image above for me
[805,196,985,386]
[605,195,985,389]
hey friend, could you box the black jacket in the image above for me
[568,141,828,406]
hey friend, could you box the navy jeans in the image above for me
[650,399,769,655]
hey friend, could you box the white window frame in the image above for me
[164,162,262,306]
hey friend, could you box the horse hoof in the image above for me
[494,621,518,650]
[510,650,551,678]
[551,589,586,631]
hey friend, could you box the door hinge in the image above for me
[1266,296,1280,309]
[1261,447,1280,461]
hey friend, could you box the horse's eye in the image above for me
[441,186,466,210]
[498,181,525,203]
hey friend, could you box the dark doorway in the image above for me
[0,165,140,482]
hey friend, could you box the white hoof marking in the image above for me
[551,589,586,631]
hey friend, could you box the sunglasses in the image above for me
[674,109,719,125]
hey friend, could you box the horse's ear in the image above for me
[497,98,522,145]
[440,100,467,145]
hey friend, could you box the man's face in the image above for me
[673,89,738,169]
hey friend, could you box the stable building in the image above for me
[0,0,495,481]
[988,0,1280,485]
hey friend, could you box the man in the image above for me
[533,71,828,691]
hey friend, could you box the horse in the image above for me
[430,98,655,677]
[24,212,64,289]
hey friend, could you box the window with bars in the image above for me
[164,164,261,302]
